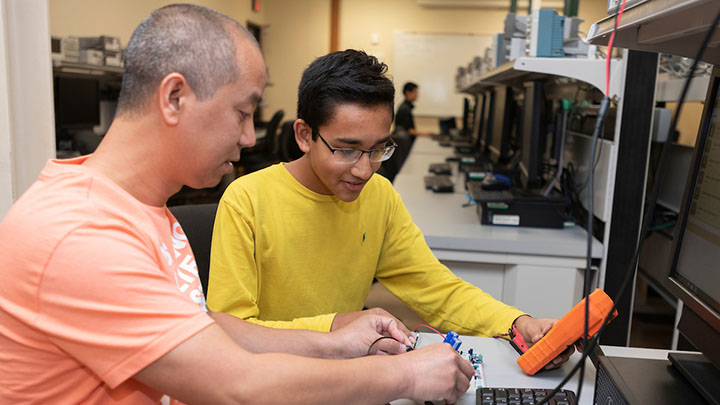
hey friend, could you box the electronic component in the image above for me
[508,324,529,355]
[527,9,565,58]
[442,330,462,351]
[563,17,589,58]
[488,33,507,68]
[517,288,618,375]
[424,175,454,193]
[428,163,452,175]
[60,36,80,63]
[79,49,104,66]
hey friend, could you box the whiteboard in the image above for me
[392,30,491,117]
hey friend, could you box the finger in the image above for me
[371,309,412,339]
[544,352,571,370]
[456,353,476,379]
[369,337,406,355]
[455,371,471,393]
[542,319,557,334]
[453,380,469,403]
[376,317,413,346]
[396,321,413,341]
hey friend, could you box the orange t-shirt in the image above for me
[0,157,214,404]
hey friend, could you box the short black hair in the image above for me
[402,82,418,96]
[297,49,395,140]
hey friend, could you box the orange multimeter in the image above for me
[516,288,618,375]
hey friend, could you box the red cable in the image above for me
[413,324,445,339]
[606,0,628,96]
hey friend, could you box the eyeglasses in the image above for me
[314,131,397,164]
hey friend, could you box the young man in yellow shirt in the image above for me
[208,49,574,370]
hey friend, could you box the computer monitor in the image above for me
[54,76,100,130]
[664,66,720,403]
[480,89,496,155]
[438,116,457,135]
[471,93,488,150]
[461,97,473,136]
[488,86,515,165]
[519,81,548,190]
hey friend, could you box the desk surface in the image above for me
[393,138,603,259]
[392,333,597,405]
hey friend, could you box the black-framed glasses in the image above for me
[314,131,397,164]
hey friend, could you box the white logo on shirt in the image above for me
[163,221,207,311]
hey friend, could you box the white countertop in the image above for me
[394,137,603,259]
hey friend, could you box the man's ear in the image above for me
[294,119,313,153]
[157,73,189,127]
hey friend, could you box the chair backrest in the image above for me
[376,129,412,183]
[279,120,304,162]
[264,109,284,155]
[168,203,218,297]
[72,130,103,155]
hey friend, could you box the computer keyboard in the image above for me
[467,181,513,202]
[476,387,576,405]
[424,175,454,193]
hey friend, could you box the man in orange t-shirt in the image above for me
[0,4,474,404]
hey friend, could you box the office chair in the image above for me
[377,129,412,183]
[168,203,218,297]
[242,109,284,173]
[72,130,103,155]
[278,120,304,162]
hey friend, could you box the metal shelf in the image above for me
[52,60,123,76]
[588,0,720,64]
[459,56,624,98]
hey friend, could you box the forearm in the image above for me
[211,312,344,358]
[237,352,410,404]
[135,324,411,405]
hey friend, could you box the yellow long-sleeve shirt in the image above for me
[207,163,525,335]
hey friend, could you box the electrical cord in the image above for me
[367,336,402,355]
[578,0,627,398]
[535,5,720,404]
[413,324,445,339]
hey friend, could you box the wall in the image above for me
[49,0,267,47]
[261,0,330,122]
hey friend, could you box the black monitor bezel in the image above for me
[489,85,514,165]
[519,81,548,190]
[472,92,488,150]
[481,89,496,154]
[665,66,720,368]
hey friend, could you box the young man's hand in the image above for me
[331,308,414,340]
[330,310,415,357]
[513,315,577,370]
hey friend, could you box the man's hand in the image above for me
[398,343,475,403]
[330,310,415,358]
[513,315,576,371]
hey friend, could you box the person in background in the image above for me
[0,6,473,404]
[208,49,575,373]
[395,81,433,142]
